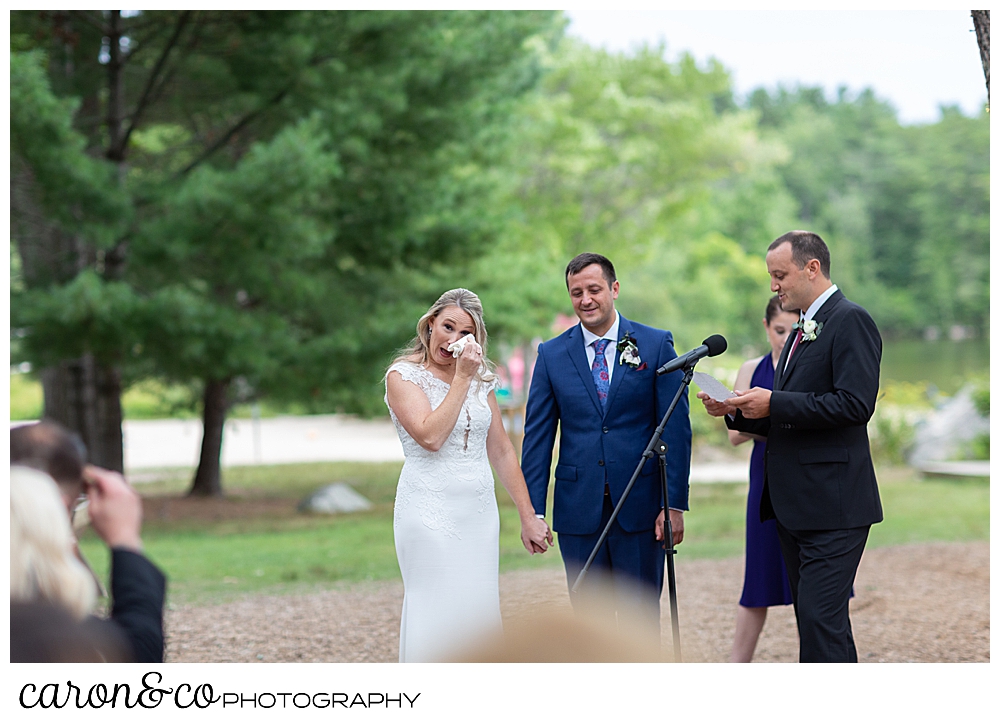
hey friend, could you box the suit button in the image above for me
[602,427,609,433]
[598,460,604,466]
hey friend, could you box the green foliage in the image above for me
[9,373,44,421]
[119,380,201,420]
[746,86,989,336]
[867,468,989,547]
[868,408,916,466]
[9,12,990,429]
[969,434,989,461]
[970,377,990,417]
[474,40,790,351]
[878,379,934,407]
[11,10,564,433]
[9,50,129,240]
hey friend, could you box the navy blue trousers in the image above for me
[557,494,664,628]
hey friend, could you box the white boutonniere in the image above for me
[617,332,645,370]
[793,318,824,342]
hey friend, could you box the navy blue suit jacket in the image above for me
[521,315,692,535]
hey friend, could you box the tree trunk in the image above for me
[972,10,990,101]
[12,14,132,475]
[41,356,124,472]
[188,378,231,497]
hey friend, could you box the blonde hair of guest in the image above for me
[10,465,97,619]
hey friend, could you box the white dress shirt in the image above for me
[581,311,621,383]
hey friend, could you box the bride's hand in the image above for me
[520,515,553,555]
[454,339,482,380]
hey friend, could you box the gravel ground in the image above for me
[164,540,988,663]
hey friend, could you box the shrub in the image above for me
[869,407,916,465]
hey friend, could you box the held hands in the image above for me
[654,509,684,546]
[520,515,554,555]
[696,388,772,419]
[82,465,144,552]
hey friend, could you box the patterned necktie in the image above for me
[591,338,611,410]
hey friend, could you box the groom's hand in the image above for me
[655,509,684,546]
[521,515,554,555]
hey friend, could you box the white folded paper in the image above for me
[693,371,737,402]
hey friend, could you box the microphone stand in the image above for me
[571,365,694,662]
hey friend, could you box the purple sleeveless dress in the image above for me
[739,355,793,608]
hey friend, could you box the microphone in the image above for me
[655,334,727,376]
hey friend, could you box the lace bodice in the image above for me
[385,361,497,459]
[385,361,499,539]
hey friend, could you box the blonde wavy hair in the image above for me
[10,465,96,619]
[389,288,497,384]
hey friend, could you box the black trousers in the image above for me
[775,522,869,663]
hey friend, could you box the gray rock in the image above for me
[907,387,989,466]
[298,483,373,514]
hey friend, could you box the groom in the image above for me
[700,231,883,662]
[521,253,691,623]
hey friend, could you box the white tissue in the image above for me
[448,336,475,357]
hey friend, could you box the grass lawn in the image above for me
[77,462,988,606]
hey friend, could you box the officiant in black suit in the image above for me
[699,230,882,663]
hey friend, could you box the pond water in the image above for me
[880,339,989,394]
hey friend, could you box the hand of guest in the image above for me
[726,387,772,419]
[82,465,144,553]
[696,391,732,418]
[520,514,553,554]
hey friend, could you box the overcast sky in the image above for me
[563,7,987,125]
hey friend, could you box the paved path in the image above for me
[120,414,751,482]
[123,415,406,469]
[915,460,991,477]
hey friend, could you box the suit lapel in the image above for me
[780,327,807,386]
[779,290,844,388]
[774,330,796,390]
[566,324,604,416]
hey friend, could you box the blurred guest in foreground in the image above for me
[447,576,666,662]
[10,465,132,662]
[11,421,167,663]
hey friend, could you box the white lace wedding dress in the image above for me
[385,361,502,663]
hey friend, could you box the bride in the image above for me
[385,288,553,663]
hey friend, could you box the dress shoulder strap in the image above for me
[386,361,431,386]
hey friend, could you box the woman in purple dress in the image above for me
[728,296,798,662]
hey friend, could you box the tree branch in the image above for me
[972,10,990,102]
[118,10,194,157]
[171,46,337,178]
[174,85,292,178]
[69,9,108,36]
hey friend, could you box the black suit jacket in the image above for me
[10,551,165,663]
[728,290,883,531]
[109,548,167,663]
